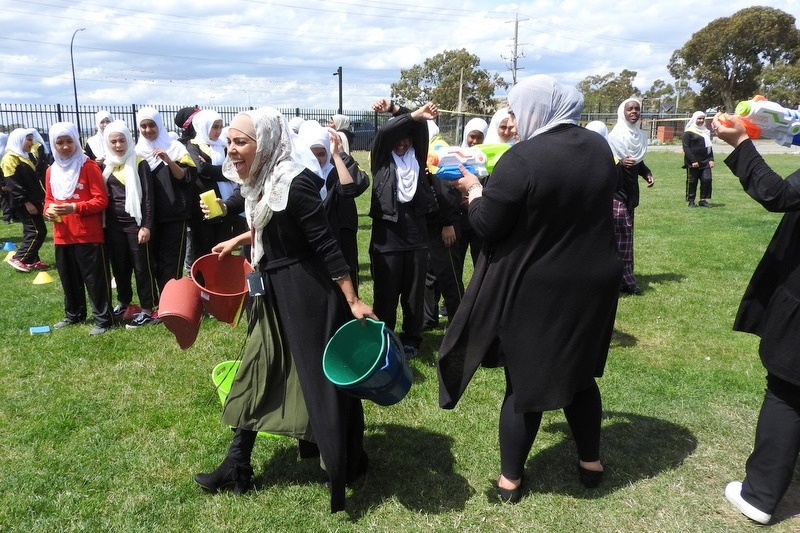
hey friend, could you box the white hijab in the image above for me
[48,122,90,201]
[192,109,227,165]
[0,132,10,157]
[298,123,333,201]
[585,120,609,139]
[484,108,513,144]
[86,110,113,158]
[684,111,712,150]
[391,146,419,203]
[608,98,648,164]
[135,107,189,170]
[461,117,489,147]
[222,107,311,267]
[103,120,143,226]
[507,75,583,140]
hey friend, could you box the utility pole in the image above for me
[70,28,86,143]
[503,14,526,84]
[333,66,343,114]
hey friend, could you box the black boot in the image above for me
[194,457,254,495]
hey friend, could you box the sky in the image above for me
[1,0,799,112]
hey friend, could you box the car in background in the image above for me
[350,120,377,151]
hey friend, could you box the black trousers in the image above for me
[424,225,464,326]
[106,228,157,310]
[12,207,46,264]
[686,167,712,202]
[152,220,187,296]
[741,373,800,514]
[370,248,427,349]
[55,242,114,328]
[499,368,602,480]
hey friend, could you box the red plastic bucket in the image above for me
[191,253,253,325]
[158,277,203,349]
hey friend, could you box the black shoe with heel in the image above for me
[194,458,254,495]
[495,476,522,504]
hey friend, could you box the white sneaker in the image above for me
[725,481,771,525]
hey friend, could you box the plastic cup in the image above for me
[199,190,223,219]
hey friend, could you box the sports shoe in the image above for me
[89,326,109,336]
[688,201,697,208]
[8,257,31,272]
[112,304,128,317]
[698,200,711,208]
[403,345,418,358]
[30,261,51,270]
[725,481,771,525]
[54,319,79,329]
[125,311,161,329]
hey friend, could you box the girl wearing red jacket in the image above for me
[44,122,114,336]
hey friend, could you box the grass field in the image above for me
[2,147,800,531]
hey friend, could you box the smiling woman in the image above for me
[194,107,376,514]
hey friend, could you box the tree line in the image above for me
[391,6,800,116]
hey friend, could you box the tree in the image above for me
[642,79,675,113]
[759,62,800,108]
[669,6,800,112]
[390,49,508,114]
[576,70,641,114]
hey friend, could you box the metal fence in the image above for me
[0,103,691,149]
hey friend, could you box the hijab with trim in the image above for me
[507,74,583,141]
[192,109,226,165]
[608,97,648,163]
[461,117,489,147]
[48,122,89,201]
[684,111,712,151]
[103,120,143,225]
[222,107,315,267]
[1,127,36,176]
[135,107,189,170]
[86,110,113,159]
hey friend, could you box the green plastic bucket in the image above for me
[323,318,412,406]
[211,361,279,439]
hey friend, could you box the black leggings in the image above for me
[499,369,602,480]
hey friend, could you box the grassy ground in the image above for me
[2,148,800,531]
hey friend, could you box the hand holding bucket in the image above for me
[323,318,412,406]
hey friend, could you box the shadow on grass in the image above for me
[637,272,686,292]
[611,328,637,348]
[772,464,800,524]
[520,411,697,498]
[254,423,471,517]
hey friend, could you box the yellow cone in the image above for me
[4,251,13,263]
[32,271,54,285]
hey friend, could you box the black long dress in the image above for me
[224,169,365,513]
[438,124,622,412]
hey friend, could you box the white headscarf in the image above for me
[48,122,90,201]
[288,116,305,134]
[427,120,440,141]
[222,107,311,267]
[484,108,512,144]
[0,132,9,156]
[86,110,113,159]
[2,128,36,174]
[507,75,583,141]
[391,146,419,203]
[103,120,143,226]
[192,109,226,165]
[585,120,609,139]
[135,107,189,170]
[684,111,712,150]
[608,98,648,164]
[330,114,351,131]
[297,123,333,201]
[461,117,489,147]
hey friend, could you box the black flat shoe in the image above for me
[495,477,522,504]
[194,459,254,495]
[578,464,603,488]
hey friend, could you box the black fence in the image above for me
[0,103,690,150]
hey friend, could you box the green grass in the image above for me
[2,149,800,531]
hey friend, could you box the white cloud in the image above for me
[0,0,797,111]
